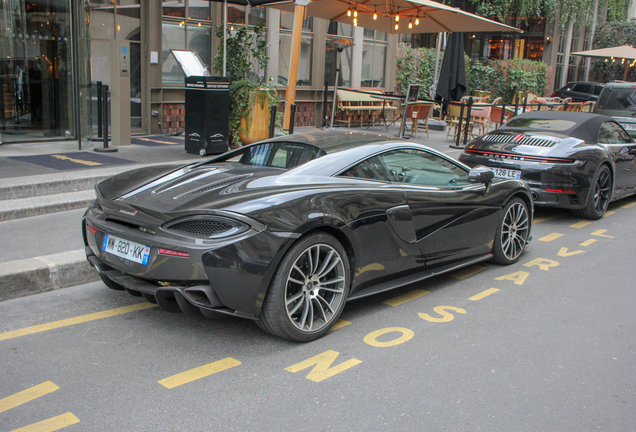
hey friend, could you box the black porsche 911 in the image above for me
[458,111,636,219]
[83,131,533,341]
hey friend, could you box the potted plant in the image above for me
[213,21,282,146]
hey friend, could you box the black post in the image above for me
[501,103,507,127]
[95,85,117,152]
[564,101,569,111]
[455,101,465,147]
[523,97,527,113]
[463,97,473,146]
[269,104,277,138]
[322,81,328,127]
[289,104,297,135]
[96,81,102,138]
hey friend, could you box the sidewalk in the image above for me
[0,124,460,302]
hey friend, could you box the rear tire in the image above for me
[258,232,350,342]
[492,198,530,265]
[572,165,612,220]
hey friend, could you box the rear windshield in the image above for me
[597,86,636,111]
[505,118,577,131]
[218,142,327,169]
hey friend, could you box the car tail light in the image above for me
[551,92,556,97]
[545,188,577,194]
[87,224,98,234]
[159,248,190,257]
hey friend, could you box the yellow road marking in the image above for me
[329,320,351,332]
[384,289,429,307]
[592,229,614,238]
[137,137,179,145]
[557,247,585,257]
[533,214,561,224]
[450,265,488,280]
[602,211,616,218]
[11,412,79,432]
[363,327,414,347]
[539,233,563,242]
[50,154,102,166]
[0,303,157,342]
[286,350,362,383]
[0,382,59,414]
[580,239,597,246]
[469,288,500,301]
[158,358,241,389]
[621,202,636,208]
[570,221,592,229]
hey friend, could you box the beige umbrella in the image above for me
[269,0,522,129]
[571,44,636,80]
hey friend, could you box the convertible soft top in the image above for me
[498,111,616,143]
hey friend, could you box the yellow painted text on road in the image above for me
[158,358,241,389]
[557,247,585,257]
[495,271,529,285]
[603,211,616,218]
[0,303,157,342]
[450,265,488,280]
[470,288,500,301]
[364,327,414,347]
[0,382,59,414]
[137,137,179,145]
[51,154,101,166]
[533,215,561,224]
[523,258,560,271]
[621,202,636,208]
[580,239,597,246]
[592,229,614,238]
[286,350,362,383]
[539,233,564,242]
[419,306,466,323]
[384,289,429,307]
[329,320,351,332]
[12,412,79,432]
[570,221,592,228]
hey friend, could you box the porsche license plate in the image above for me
[102,234,150,265]
[491,168,521,179]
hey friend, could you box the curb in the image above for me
[0,249,99,302]
[0,191,95,222]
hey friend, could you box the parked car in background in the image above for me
[552,81,604,102]
[459,111,636,220]
[594,81,636,137]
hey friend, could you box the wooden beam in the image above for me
[283,0,309,131]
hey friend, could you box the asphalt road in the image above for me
[1,202,635,431]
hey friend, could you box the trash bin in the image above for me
[171,49,229,156]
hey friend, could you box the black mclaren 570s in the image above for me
[83,131,533,341]
[458,111,636,219]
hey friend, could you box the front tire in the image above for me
[572,165,612,220]
[258,232,350,342]
[492,197,530,265]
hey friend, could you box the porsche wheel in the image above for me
[258,232,350,342]
[573,165,612,220]
[492,198,530,265]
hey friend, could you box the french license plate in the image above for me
[491,168,521,179]
[621,123,636,130]
[102,233,150,265]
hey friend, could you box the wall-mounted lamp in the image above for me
[545,36,552,43]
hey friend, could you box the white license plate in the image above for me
[102,234,150,265]
[491,168,521,179]
[621,123,636,130]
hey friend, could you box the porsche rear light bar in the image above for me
[87,224,98,234]
[159,248,190,258]
[463,149,575,163]
[545,188,578,194]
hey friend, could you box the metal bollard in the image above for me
[289,104,297,135]
[463,97,473,146]
[95,85,117,153]
[269,104,277,138]
[456,101,465,147]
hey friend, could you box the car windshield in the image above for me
[218,142,327,169]
[597,86,636,111]
[505,118,577,131]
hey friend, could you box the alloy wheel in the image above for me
[593,169,611,214]
[284,243,346,333]
[500,202,529,261]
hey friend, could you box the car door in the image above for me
[598,121,636,194]
[570,83,594,102]
[378,148,501,269]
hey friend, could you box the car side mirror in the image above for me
[469,166,495,184]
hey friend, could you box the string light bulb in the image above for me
[395,23,399,30]
[409,20,413,29]
[415,14,420,25]
[373,7,377,20]
[353,17,358,26]
[347,4,352,16]
[396,7,400,21]
[354,8,357,17]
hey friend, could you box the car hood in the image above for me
[465,130,578,158]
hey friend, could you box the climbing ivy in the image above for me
[591,21,636,82]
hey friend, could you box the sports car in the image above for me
[458,111,636,219]
[83,131,533,341]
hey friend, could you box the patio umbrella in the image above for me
[436,31,466,103]
[572,44,636,81]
